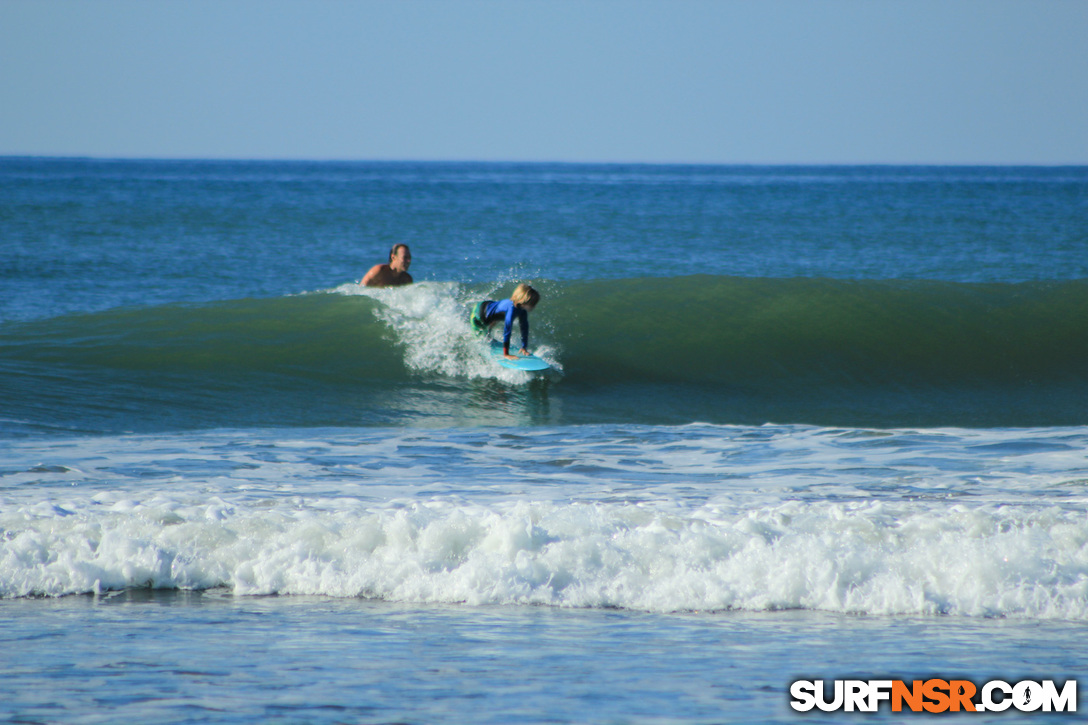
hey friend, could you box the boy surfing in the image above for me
[470,284,541,361]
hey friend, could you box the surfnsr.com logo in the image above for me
[790,679,1077,713]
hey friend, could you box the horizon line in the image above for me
[3,153,1087,169]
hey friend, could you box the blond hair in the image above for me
[511,283,540,307]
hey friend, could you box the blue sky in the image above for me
[2,0,1086,164]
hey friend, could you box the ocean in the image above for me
[1,158,1086,723]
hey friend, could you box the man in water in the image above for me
[361,244,413,287]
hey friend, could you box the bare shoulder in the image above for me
[361,263,389,286]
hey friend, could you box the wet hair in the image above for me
[389,244,410,262]
[511,283,540,308]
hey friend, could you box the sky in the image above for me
[1,0,1086,165]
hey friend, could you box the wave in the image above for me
[7,275,1087,384]
[3,276,1088,432]
[3,494,1086,619]
[551,275,1088,386]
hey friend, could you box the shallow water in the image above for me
[2,592,1084,724]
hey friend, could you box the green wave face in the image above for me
[549,276,1088,385]
[3,277,1087,434]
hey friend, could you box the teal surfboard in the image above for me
[488,340,551,371]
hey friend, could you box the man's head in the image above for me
[389,244,412,272]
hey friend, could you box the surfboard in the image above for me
[488,340,551,371]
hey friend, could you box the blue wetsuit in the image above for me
[472,299,529,354]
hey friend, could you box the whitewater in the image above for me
[5,424,1088,620]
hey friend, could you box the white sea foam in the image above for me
[4,424,1088,618]
[3,492,1087,619]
